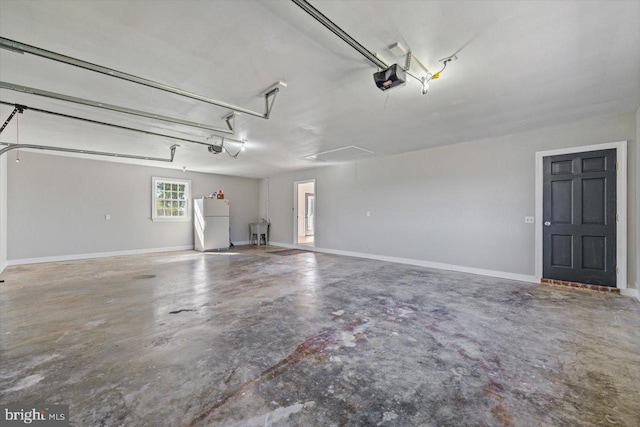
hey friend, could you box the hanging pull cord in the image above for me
[15,110,20,162]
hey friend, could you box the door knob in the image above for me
[544,221,551,226]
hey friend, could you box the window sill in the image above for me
[151,217,191,222]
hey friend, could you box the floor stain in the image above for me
[169,309,196,315]
[491,401,514,427]
[189,329,339,426]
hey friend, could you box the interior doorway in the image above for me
[294,180,315,246]
[534,140,628,289]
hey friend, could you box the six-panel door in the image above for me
[542,149,617,287]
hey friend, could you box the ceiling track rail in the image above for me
[0,142,179,163]
[0,37,280,120]
[291,0,447,94]
[291,0,388,70]
[0,81,234,134]
[0,104,25,134]
[0,100,244,148]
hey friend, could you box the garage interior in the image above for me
[1,1,639,426]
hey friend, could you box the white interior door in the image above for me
[305,193,315,235]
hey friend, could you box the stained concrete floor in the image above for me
[1,247,639,426]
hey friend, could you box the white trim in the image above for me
[534,141,628,289]
[293,179,316,246]
[7,245,195,266]
[150,218,192,222]
[269,242,298,250]
[269,242,538,283]
[0,155,6,276]
[619,288,638,299]
[232,241,251,246]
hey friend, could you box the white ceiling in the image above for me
[0,0,638,178]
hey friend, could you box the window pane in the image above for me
[153,180,189,219]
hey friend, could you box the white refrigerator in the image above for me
[194,198,230,251]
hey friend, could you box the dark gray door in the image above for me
[543,149,617,287]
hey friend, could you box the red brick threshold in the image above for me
[541,278,620,294]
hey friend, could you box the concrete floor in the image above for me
[1,246,639,426]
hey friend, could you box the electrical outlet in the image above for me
[525,216,534,224]
[105,214,111,221]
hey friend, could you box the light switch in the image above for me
[525,216,534,224]
[366,211,371,217]
[105,214,111,221]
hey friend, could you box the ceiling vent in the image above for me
[305,146,374,162]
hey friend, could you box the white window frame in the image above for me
[151,177,192,222]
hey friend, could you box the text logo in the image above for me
[1,405,69,426]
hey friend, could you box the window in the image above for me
[152,177,191,221]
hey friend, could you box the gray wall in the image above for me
[264,112,638,286]
[259,178,269,221]
[7,152,259,260]
[0,155,7,272]
[637,107,640,296]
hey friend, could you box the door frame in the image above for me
[535,140,627,289]
[293,179,316,245]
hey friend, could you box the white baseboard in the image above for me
[620,288,637,298]
[7,245,195,266]
[269,242,538,283]
[0,260,6,275]
[268,242,297,249]
[232,241,251,246]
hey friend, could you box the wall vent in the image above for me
[305,146,373,162]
